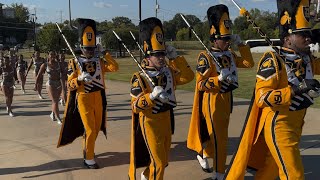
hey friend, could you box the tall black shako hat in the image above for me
[207,4,232,42]
[77,18,96,48]
[139,17,165,56]
[277,0,311,41]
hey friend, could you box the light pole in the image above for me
[30,13,37,50]
[155,0,159,18]
[69,0,72,27]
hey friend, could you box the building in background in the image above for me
[3,7,14,18]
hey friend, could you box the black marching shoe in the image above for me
[83,160,99,169]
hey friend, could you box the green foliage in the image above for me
[163,14,201,40]
[103,28,138,50]
[11,3,29,22]
[166,41,207,50]
[100,17,138,50]
[111,17,135,28]
[194,21,210,41]
[233,8,279,40]
[176,28,189,41]
[97,20,112,32]
[37,23,77,52]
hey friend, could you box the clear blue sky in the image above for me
[2,0,276,24]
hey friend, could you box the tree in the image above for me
[37,23,77,52]
[232,8,278,40]
[176,28,189,41]
[111,17,135,28]
[163,14,201,40]
[11,3,29,22]
[97,16,138,55]
[102,27,138,50]
[97,20,112,32]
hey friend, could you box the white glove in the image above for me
[158,92,170,103]
[77,72,93,83]
[231,34,242,46]
[218,68,232,82]
[165,45,178,60]
[149,86,165,100]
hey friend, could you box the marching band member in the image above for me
[57,18,119,169]
[128,17,194,180]
[187,4,254,180]
[225,0,320,179]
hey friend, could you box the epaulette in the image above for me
[196,52,211,76]
[256,51,280,81]
[67,59,76,75]
[130,72,147,97]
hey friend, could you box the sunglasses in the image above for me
[149,51,166,57]
[82,47,95,51]
[219,36,232,42]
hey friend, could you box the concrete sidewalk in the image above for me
[0,77,319,180]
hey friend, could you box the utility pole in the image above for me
[31,8,37,51]
[69,0,72,27]
[155,0,159,18]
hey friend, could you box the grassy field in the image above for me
[18,49,320,108]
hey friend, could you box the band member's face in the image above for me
[81,47,95,58]
[148,52,166,69]
[214,37,231,51]
[19,55,23,61]
[286,31,312,55]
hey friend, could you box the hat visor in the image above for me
[292,29,312,38]
[147,50,166,55]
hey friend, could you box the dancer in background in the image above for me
[0,54,16,117]
[36,51,62,124]
[26,50,46,99]
[59,52,68,106]
[16,54,28,94]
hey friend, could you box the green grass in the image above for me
[19,49,320,108]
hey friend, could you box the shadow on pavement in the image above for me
[172,134,320,179]
[12,111,52,117]
[108,116,131,121]
[233,100,251,106]
[0,151,130,178]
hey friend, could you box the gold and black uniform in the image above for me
[57,19,119,162]
[225,48,320,180]
[128,17,194,180]
[225,1,320,179]
[187,4,254,175]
